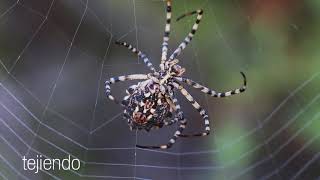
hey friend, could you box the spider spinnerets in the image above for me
[105,0,247,149]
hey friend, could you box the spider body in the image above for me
[105,1,247,149]
[123,80,174,131]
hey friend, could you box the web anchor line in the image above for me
[23,0,88,157]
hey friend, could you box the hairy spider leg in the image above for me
[105,74,148,104]
[172,82,210,137]
[160,0,172,71]
[115,41,156,72]
[169,9,203,61]
[136,94,187,149]
[163,95,185,127]
[175,72,247,98]
[163,86,180,126]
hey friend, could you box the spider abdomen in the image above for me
[123,81,173,131]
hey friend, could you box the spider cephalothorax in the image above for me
[105,0,247,149]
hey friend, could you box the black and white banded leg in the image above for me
[115,41,156,72]
[173,82,210,137]
[169,9,203,61]
[136,95,187,149]
[160,0,172,70]
[163,94,182,126]
[175,72,247,98]
[105,74,148,104]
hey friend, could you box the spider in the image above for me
[105,0,247,149]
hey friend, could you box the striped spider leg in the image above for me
[115,41,156,72]
[172,82,210,137]
[136,91,187,149]
[105,74,149,104]
[168,9,203,62]
[171,72,247,137]
[160,0,172,70]
[175,72,247,98]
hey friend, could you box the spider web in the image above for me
[0,0,320,179]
